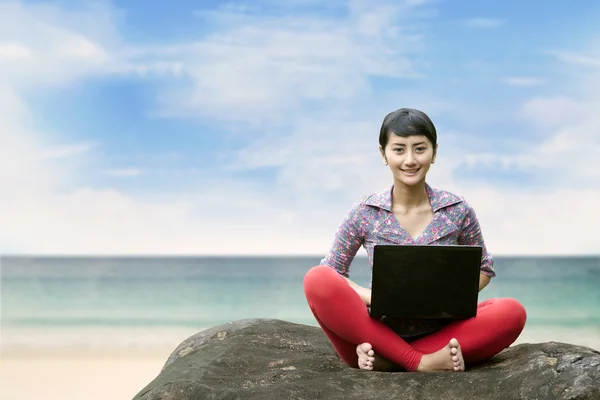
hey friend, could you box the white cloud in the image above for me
[119,61,185,78]
[0,1,124,89]
[550,51,600,69]
[143,1,428,124]
[0,42,33,59]
[505,76,545,86]
[42,142,98,160]
[520,96,583,128]
[107,169,144,178]
[56,33,108,61]
[466,18,505,28]
[454,186,600,255]
[2,180,342,255]
[0,86,63,198]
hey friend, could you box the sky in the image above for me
[1,0,599,256]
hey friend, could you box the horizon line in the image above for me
[2,253,600,258]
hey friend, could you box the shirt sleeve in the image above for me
[457,203,496,278]
[319,203,365,278]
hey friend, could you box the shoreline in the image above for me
[3,323,598,352]
[1,346,174,359]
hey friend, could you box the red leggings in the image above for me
[303,265,527,372]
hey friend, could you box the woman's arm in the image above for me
[343,277,372,306]
[479,273,491,292]
[458,203,496,279]
[321,203,365,278]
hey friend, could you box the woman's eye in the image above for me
[416,147,426,152]
[393,148,403,152]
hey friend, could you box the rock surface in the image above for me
[134,319,600,400]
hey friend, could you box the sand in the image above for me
[0,348,170,400]
[513,326,600,351]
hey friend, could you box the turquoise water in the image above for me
[1,256,599,349]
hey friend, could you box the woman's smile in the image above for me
[400,167,420,176]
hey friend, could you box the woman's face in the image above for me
[380,134,436,186]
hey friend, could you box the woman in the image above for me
[303,108,527,372]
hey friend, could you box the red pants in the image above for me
[303,265,527,372]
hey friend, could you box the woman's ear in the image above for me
[379,145,388,165]
[432,144,438,164]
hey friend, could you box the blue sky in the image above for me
[1,0,599,255]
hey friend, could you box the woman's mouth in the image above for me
[401,168,420,176]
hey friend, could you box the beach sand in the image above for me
[513,325,600,351]
[0,348,170,400]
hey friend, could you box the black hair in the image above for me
[378,108,437,150]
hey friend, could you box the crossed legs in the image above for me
[303,265,527,372]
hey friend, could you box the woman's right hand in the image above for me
[342,276,372,306]
[359,286,372,307]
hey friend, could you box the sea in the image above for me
[1,256,599,351]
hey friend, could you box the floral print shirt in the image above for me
[320,183,495,338]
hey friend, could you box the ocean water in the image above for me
[1,256,599,351]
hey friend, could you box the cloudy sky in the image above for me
[1,0,599,256]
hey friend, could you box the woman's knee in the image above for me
[499,298,528,332]
[304,265,336,285]
[303,265,341,300]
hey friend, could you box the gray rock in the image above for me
[133,319,600,400]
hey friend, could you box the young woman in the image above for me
[303,108,527,372]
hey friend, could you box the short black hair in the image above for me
[379,108,437,149]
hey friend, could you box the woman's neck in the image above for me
[392,180,429,211]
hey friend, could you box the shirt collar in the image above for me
[364,183,462,213]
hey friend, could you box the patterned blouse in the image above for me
[320,183,495,338]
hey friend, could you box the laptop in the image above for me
[369,244,482,321]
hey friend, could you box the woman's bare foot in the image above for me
[417,338,465,372]
[357,343,375,370]
[356,343,397,371]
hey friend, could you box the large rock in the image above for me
[133,319,600,400]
